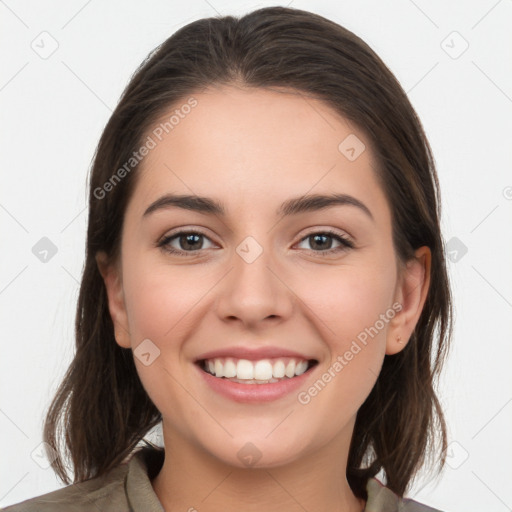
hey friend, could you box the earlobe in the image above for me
[386,333,405,356]
[95,251,131,349]
[386,246,431,355]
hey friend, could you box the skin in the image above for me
[97,85,431,512]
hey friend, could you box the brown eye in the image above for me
[296,231,354,254]
[158,231,216,255]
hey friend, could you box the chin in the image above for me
[196,431,312,470]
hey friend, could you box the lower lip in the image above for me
[195,363,316,403]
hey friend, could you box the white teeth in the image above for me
[273,360,286,378]
[202,357,313,381]
[295,360,308,376]
[254,360,273,380]
[236,359,254,380]
[214,359,223,377]
[285,360,296,378]
[223,358,237,378]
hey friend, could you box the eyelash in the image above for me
[157,229,354,257]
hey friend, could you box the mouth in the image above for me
[196,357,319,384]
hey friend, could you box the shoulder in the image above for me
[1,447,164,512]
[365,478,444,512]
[1,463,128,512]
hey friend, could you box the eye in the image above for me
[158,230,216,256]
[295,230,354,254]
[157,228,354,257]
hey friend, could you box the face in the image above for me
[98,85,430,470]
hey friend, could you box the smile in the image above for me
[198,357,318,384]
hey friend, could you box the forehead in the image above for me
[128,85,388,220]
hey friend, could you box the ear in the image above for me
[95,251,131,349]
[386,246,431,355]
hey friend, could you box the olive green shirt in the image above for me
[1,447,442,511]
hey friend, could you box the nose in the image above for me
[214,239,294,328]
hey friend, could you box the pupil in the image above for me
[181,233,201,250]
[311,234,331,250]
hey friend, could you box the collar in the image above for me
[124,446,438,512]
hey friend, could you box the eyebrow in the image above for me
[143,193,374,221]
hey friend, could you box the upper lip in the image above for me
[195,346,317,362]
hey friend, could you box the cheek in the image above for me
[297,262,396,346]
[294,260,396,407]
[120,259,210,430]
[293,268,395,425]
[122,258,213,342]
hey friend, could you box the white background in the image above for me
[1,1,511,510]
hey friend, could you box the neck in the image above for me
[151,422,365,512]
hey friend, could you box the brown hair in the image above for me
[43,6,452,500]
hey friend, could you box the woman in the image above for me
[3,6,452,511]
